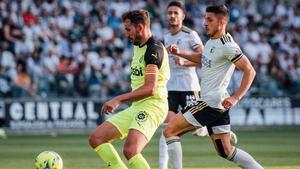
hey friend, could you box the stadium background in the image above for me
[0,0,300,168]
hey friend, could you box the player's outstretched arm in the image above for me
[167,44,202,65]
[179,46,203,67]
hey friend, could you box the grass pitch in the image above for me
[1,126,300,169]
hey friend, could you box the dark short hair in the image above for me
[167,1,185,13]
[122,9,150,26]
[206,5,229,19]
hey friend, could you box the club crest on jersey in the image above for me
[210,46,216,53]
[176,39,181,45]
[135,111,148,122]
[131,66,143,76]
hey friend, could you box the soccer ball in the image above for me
[191,127,208,136]
[34,151,63,169]
[230,131,238,145]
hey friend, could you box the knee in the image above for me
[88,132,105,149]
[123,146,138,160]
[163,126,174,138]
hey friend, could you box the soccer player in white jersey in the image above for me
[164,5,263,169]
[159,1,205,169]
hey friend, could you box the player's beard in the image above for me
[170,23,180,29]
[207,28,218,38]
[169,18,180,29]
[132,33,142,46]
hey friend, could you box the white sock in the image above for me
[166,137,183,169]
[231,148,263,169]
[159,125,168,169]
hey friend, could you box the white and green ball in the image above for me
[35,151,63,169]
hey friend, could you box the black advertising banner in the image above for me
[0,97,300,130]
[1,99,103,130]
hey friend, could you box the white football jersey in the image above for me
[164,26,203,91]
[200,33,243,109]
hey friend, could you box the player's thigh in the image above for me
[130,104,167,141]
[89,121,122,146]
[106,107,134,139]
[164,112,195,137]
[164,110,176,123]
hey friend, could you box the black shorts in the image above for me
[181,100,230,135]
[168,91,200,113]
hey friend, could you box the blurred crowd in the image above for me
[0,0,299,99]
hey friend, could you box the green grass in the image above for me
[1,126,300,169]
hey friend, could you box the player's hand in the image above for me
[221,96,239,110]
[167,44,180,55]
[101,98,121,114]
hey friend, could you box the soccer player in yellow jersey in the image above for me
[89,9,170,169]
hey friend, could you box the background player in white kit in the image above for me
[164,5,263,169]
[159,1,207,169]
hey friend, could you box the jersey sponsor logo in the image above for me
[202,55,212,68]
[131,66,143,76]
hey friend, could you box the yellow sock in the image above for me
[94,143,128,169]
[128,154,150,169]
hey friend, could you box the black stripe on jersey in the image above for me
[231,53,243,63]
[220,34,232,45]
[226,36,232,43]
[220,38,225,45]
[144,37,164,69]
[182,26,192,34]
